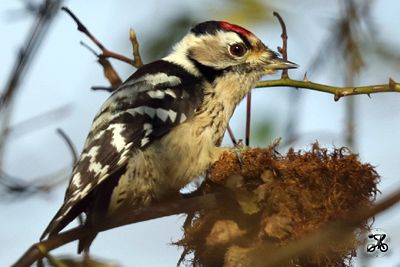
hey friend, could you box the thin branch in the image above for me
[98,55,123,90]
[0,166,70,199]
[63,7,149,90]
[129,29,143,67]
[245,91,251,146]
[226,125,237,145]
[14,181,400,267]
[1,0,63,107]
[90,86,114,92]
[0,0,63,164]
[6,105,70,140]
[61,7,141,68]
[256,77,400,101]
[79,38,122,91]
[13,192,225,267]
[273,12,289,79]
[56,128,78,164]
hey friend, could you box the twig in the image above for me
[98,55,123,90]
[56,129,78,164]
[61,7,141,68]
[0,0,63,164]
[14,180,400,267]
[245,91,251,146]
[227,125,237,145]
[256,78,400,101]
[79,39,122,91]
[1,0,63,107]
[273,12,289,79]
[13,192,225,267]
[5,105,70,140]
[90,86,114,92]
[0,167,70,199]
[129,29,143,67]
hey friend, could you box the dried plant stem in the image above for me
[129,29,143,67]
[61,7,137,67]
[245,91,252,146]
[273,12,289,79]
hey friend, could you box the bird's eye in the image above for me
[229,43,247,57]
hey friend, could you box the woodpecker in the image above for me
[41,21,297,252]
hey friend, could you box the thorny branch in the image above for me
[255,77,400,101]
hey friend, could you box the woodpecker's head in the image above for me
[164,20,298,81]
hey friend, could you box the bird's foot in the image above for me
[233,139,249,166]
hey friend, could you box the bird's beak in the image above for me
[266,57,299,70]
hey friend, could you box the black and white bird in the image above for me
[41,20,297,252]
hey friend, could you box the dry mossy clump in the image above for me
[177,143,379,267]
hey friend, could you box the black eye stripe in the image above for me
[237,33,252,49]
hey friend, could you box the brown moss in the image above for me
[177,143,379,267]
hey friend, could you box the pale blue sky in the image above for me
[1,1,400,266]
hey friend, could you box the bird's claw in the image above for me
[233,139,249,166]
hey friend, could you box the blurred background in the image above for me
[1,0,400,266]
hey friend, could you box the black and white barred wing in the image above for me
[41,60,203,239]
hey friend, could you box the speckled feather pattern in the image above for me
[41,21,281,250]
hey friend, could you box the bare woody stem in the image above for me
[61,7,141,68]
[273,12,289,79]
[13,185,400,267]
[13,193,225,267]
[256,78,400,101]
[130,29,143,67]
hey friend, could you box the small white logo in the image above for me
[365,228,389,257]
